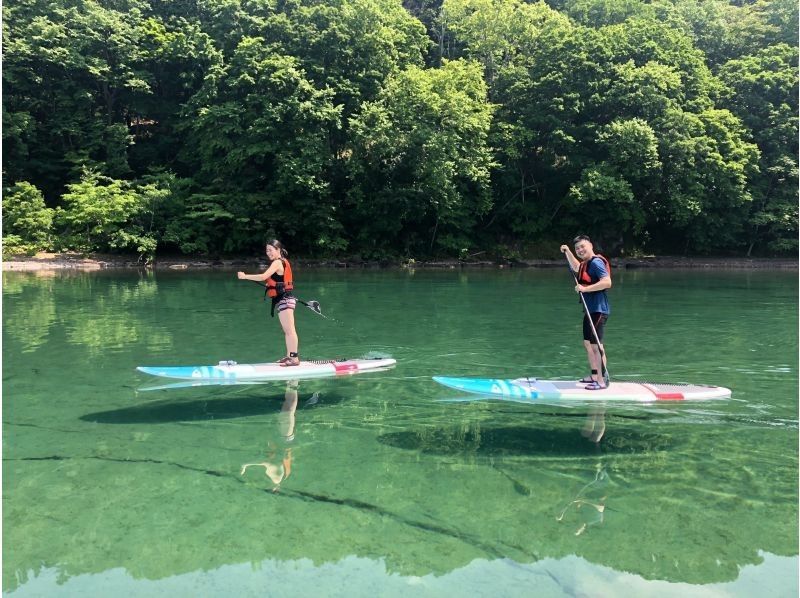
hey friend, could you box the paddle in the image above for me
[244,279,327,318]
[563,252,610,386]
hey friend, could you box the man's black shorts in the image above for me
[583,313,608,344]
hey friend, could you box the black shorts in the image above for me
[583,313,608,344]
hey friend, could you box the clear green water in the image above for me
[3,267,798,597]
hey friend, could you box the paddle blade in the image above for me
[304,300,326,318]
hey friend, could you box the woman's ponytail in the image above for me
[267,239,288,259]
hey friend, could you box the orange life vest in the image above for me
[577,254,611,285]
[266,258,294,298]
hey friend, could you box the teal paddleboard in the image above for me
[138,357,396,382]
[433,376,731,402]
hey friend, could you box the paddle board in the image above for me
[138,357,396,382]
[432,376,731,402]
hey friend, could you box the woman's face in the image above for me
[266,244,279,260]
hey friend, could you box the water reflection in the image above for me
[62,276,171,356]
[556,464,608,536]
[240,381,300,492]
[4,269,797,594]
[2,272,57,353]
[83,381,329,425]
[5,552,799,597]
[558,409,609,535]
[2,271,173,356]
[581,408,606,443]
[376,413,670,456]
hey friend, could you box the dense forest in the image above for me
[3,0,797,260]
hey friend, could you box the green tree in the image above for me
[2,182,55,256]
[3,0,154,193]
[719,44,799,254]
[668,0,799,68]
[128,17,223,175]
[283,0,429,113]
[475,9,761,254]
[559,0,656,27]
[55,169,171,260]
[652,108,759,253]
[439,0,563,84]
[179,38,343,254]
[3,0,795,259]
[566,118,659,246]
[347,59,495,255]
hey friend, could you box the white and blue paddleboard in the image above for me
[138,357,397,383]
[433,376,731,403]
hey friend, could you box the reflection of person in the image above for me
[581,409,606,444]
[240,381,299,492]
[237,240,299,366]
[556,463,608,535]
[560,235,611,390]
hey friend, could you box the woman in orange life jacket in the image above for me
[560,235,612,389]
[237,240,300,366]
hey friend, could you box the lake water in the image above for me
[3,267,798,597]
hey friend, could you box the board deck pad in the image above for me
[138,357,397,382]
[433,376,731,402]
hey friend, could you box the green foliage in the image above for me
[560,0,655,27]
[567,166,639,233]
[282,0,430,111]
[666,0,799,66]
[2,182,54,256]
[179,39,343,253]
[598,118,661,180]
[440,0,564,81]
[472,7,767,254]
[56,169,171,261]
[2,0,796,257]
[129,17,223,172]
[3,0,153,194]
[654,107,759,252]
[718,43,798,254]
[347,59,495,255]
[163,192,248,255]
[566,118,659,241]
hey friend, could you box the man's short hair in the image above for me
[572,235,591,245]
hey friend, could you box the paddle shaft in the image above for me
[563,253,609,383]
[244,279,325,317]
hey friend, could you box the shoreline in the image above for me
[2,252,797,272]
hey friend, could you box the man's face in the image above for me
[574,239,593,260]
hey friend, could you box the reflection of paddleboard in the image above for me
[433,376,731,402]
[138,358,396,382]
[137,379,266,392]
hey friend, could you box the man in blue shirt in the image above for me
[560,235,612,389]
